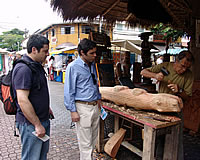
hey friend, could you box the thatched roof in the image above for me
[50,0,199,34]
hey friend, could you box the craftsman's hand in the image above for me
[155,72,164,81]
[167,82,179,93]
[71,112,80,122]
[35,124,46,138]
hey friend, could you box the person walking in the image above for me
[64,38,101,160]
[141,50,194,160]
[12,34,51,160]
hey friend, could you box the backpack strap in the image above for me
[12,59,41,90]
[13,59,37,73]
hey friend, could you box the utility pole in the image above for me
[17,42,20,51]
[24,28,29,38]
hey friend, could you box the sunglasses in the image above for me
[91,73,97,85]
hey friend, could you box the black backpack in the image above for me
[0,59,38,115]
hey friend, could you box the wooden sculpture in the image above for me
[99,86,183,112]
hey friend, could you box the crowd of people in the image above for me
[10,34,195,160]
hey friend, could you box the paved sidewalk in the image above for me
[0,81,200,160]
[0,81,80,160]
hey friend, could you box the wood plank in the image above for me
[96,119,104,152]
[163,124,180,160]
[121,141,143,157]
[142,125,156,160]
[125,13,135,21]
[102,0,120,16]
[104,128,126,158]
[103,104,181,129]
[114,115,119,132]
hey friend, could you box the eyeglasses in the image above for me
[91,73,97,85]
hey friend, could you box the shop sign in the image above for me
[51,37,57,44]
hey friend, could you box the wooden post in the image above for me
[142,125,156,160]
[163,124,180,160]
[114,115,119,132]
[96,119,105,152]
[139,32,153,84]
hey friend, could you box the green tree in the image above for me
[0,28,25,51]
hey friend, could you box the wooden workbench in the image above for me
[97,102,181,160]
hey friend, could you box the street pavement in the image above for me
[0,81,200,160]
[0,81,80,160]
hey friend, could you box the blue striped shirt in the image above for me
[64,56,101,112]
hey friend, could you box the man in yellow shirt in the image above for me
[141,50,194,160]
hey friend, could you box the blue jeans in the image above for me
[16,120,50,160]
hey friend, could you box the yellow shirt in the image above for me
[148,62,194,96]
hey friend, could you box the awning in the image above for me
[111,39,158,55]
[56,42,76,50]
[16,49,27,55]
[0,48,9,54]
[152,44,166,52]
[155,48,188,55]
[50,46,77,55]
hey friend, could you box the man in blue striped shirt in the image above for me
[64,38,101,160]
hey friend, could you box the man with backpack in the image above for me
[12,34,50,160]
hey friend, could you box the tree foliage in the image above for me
[0,28,25,51]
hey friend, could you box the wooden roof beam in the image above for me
[102,0,120,16]
[168,0,192,13]
[159,0,182,26]
[125,13,136,21]
[174,0,190,9]
[78,0,93,10]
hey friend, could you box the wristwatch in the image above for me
[179,88,183,93]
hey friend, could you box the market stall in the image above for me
[86,31,182,158]
[49,46,77,83]
[49,0,200,158]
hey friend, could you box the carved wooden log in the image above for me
[99,86,183,112]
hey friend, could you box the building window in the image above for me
[61,26,75,34]
[116,24,123,30]
[51,29,55,37]
[82,25,94,34]
[139,28,144,32]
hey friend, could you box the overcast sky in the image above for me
[0,0,64,35]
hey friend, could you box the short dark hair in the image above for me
[177,50,194,63]
[49,56,55,61]
[27,34,49,53]
[77,38,96,56]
